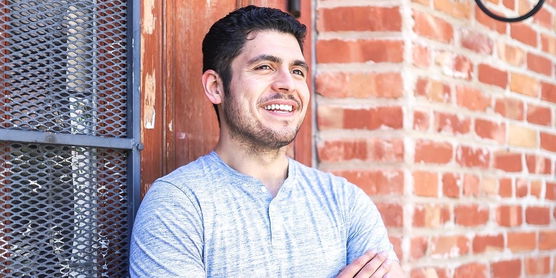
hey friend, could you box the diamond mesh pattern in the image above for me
[0,142,129,277]
[0,0,128,137]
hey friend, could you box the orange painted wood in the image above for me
[140,0,313,195]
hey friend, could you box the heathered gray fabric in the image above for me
[129,152,396,277]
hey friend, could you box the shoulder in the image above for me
[156,152,221,192]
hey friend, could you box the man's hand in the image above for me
[336,250,392,278]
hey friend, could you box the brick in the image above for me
[497,205,522,227]
[527,52,552,76]
[541,33,556,56]
[525,256,550,275]
[507,124,537,148]
[366,137,404,162]
[499,178,513,198]
[318,6,402,32]
[316,72,403,99]
[463,174,480,196]
[456,85,490,112]
[546,182,556,200]
[453,55,473,80]
[435,112,471,135]
[415,78,450,103]
[343,107,403,130]
[494,151,522,172]
[475,119,505,143]
[414,110,430,131]
[461,29,493,54]
[530,180,542,198]
[413,171,438,197]
[317,139,367,162]
[516,179,528,197]
[411,236,428,260]
[526,206,550,225]
[472,234,504,253]
[435,52,473,79]
[539,230,556,250]
[510,23,537,47]
[376,202,403,228]
[510,72,539,97]
[413,204,450,228]
[507,231,536,252]
[533,7,552,29]
[442,173,460,198]
[497,42,525,66]
[318,138,404,163]
[475,6,507,33]
[502,0,515,9]
[413,10,453,43]
[495,97,524,121]
[317,106,343,130]
[456,146,490,168]
[526,154,552,175]
[317,39,403,63]
[540,132,556,152]
[413,44,431,68]
[336,170,404,196]
[478,64,507,88]
[318,106,404,130]
[526,103,552,126]
[415,140,453,164]
[434,0,471,19]
[410,267,449,278]
[455,263,487,278]
[430,235,469,257]
[455,204,488,226]
[541,81,556,104]
[480,177,498,196]
[491,259,522,278]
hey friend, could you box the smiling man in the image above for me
[130,6,404,278]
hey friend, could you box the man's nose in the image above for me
[271,68,295,93]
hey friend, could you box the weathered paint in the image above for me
[143,71,156,129]
[143,0,156,35]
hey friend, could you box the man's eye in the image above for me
[255,65,272,70]
[292,69,305,77]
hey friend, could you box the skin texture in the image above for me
[201,30,405,277]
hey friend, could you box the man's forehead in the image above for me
[242,30,304,61]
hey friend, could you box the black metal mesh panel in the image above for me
[0,0,128,138]
[0,142,129,277]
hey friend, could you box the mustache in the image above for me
[259,94,301,107]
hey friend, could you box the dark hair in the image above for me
[202,5,307,123]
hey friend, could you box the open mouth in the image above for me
[263,104,293,112]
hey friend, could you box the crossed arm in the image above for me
[337,250,405,278]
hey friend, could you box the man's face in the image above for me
[220,30,310,150]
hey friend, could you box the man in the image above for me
[130,5,404,277]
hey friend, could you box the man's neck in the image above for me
[214,138,289,197]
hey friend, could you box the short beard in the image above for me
[221,92,300,153]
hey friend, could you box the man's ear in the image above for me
[202,70,224,105]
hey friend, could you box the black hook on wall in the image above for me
[475,0,545,22]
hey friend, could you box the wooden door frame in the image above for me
[139,1,314,194]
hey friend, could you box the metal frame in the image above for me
[0,0,141,274]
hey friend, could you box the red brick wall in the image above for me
[315,1,556,277]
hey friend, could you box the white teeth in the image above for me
[264,104,293,112]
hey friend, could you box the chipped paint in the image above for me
[144,71,156,129]
[143,0,156,35]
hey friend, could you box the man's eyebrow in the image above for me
[248,55,308,71]
[292,60,309,71]
[247,54,281,65]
